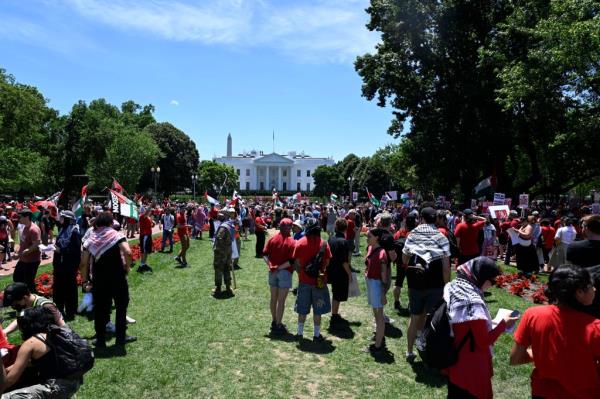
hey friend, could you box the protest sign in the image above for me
[493,193,505,205]
[352,192,358,201]
[386,191,398,201]
[489,205,510,220]
[471,199,477,209]
[519,194,529,209]
[482,201,492,215]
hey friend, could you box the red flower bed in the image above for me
[130,232,181,261]
[34,271,85,297]
[495,272,548,304]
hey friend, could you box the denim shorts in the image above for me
[366,278,384,309]
[408,288,444,315]
[268,270,293,289]
[294,283,331,316]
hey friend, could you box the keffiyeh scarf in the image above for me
[83,227,124,260]
[403,223,450,267]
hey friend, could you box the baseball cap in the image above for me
[463,209,474,216]
[3,282,29,307]
[420,207,437,221]
[279,218,293,228]
[304,217,321,235]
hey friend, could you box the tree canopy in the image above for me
[196,160,239,197]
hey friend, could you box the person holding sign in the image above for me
[513,216,538,276]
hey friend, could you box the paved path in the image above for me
[0,225,163,278]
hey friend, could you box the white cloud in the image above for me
[170,100,179,106]
[64,0,379,63]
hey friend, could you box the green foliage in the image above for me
[312,165,346,196]
[143,123,200,195]
[196,160,238,196]
[0,146,48,193]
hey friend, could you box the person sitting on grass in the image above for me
[363,228,389,354]
[510,264,600,399]
[263,218,296,335]
[0,307,81,398]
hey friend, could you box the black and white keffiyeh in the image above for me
[402,223,450,267]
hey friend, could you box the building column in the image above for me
[265,166,270,191]
[278,166,282,191]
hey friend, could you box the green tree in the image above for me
[143,122,200,195]
[0,147,48,194]
[196,161,238,197]
[313,165,346,197]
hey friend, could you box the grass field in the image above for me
[0,233,536,398]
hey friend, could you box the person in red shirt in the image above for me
[454,209,486,265]
[292,218,332,341]
[445,257,518,398]
[137,207,155,273]
[540,219,556,271]
[510,264,600,399]
[263,218,296,335]
[175,208,190,267]
[254,209,267,258]
[364,228,390,353]
[208,204,218,239]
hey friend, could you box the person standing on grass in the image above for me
[392,214,417,311]
[364,228,390,353]
[567,214,600,267]
[160,208,175,253]
[174,208,190,267]
[254,209,267,258]
[263,218,296,334]
[445,257,517,399]
[52,211,81,321]
[212,208,234,297]
[193,205,206,240]
[402,207,451,363]
[292,218,332,342]
[80,212,136,348]
[137,207,154,273]
[327,218,351,326]
[0,216,12,265]
[208,204,218,240]
[510,264,600,399]
[12,208,41,293]
[454,209,486,265]
[540,219,556,271]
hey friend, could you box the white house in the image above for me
[214,134,335,192]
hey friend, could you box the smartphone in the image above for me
[510,310,520,317]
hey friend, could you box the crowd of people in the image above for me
[0,195,599,398]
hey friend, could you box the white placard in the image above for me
[493,193,506,205]
[386,191,398,201]
[519,194,529,209]
[352,192,358,201]
[489,205,510,220]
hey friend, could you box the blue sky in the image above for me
[0,0,399,161]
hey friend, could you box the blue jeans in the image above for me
[161,230,174,251]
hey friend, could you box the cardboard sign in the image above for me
[493,193,506,205]
[482,201,492,215]
[519,194,529,209]
[592,203,600,215]
[489,205,510,220]
[380,196,388,208]
[352,192,358,201]
[471,199,477,209]
[386,191,398,201]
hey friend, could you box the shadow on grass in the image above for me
[296,337,336,354]
[410,361,447,388]
[93,345,127,359]
[384,323,403,338]
[369,348,395,364]
[327,319,361,339]
[213,291,235,300]
[264,332,297,343]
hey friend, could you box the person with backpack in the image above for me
[402,207,451,363]
[364,228,390,353]
[292,218,332,342]
[444,257,517,398]
[0,307,84,397]
[327,218,352,327]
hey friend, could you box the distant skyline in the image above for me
[0,0,403,161]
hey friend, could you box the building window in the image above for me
[260,182,264,190]
[306,170,310,177]
[236,169,240,176]
[246,169,250,177]
[283,169,287,177]
[245,182,250,190]
[297,182,301,191]
[283,182,287,191]
[306,182,311,191]
[297,170,301,177]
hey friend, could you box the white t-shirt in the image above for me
[555,226,577,245]
[161,214,175,231]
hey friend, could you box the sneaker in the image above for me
[406,352,417,364]
[115,335,137,345]
[313,334,326,342]
[175,263,189,269]
[225,287,235,296]
[384,315,395,324]
[174,256,182,264]
[364,343,384,353]
[277,324,289,334]
[270,320,277,331]
[211,286,222,296]
[126,316,136,324]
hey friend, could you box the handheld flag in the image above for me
[109,189,139,220]
[205,191,219,205]
[112,178,124,194]
[72,185,88,218]
[330,193,338,203]
[46,190,63,204]
[474,176,493,197]
[366,188,380,207]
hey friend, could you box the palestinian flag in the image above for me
[29,203,41,222]
[72,185,88,218]
[330,193,338,203]
[205,191,219,205]
[109,189,139,220]
[474,176,494,198]
[46,190,63,204]
[366,188,380,207]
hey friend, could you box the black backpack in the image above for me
[45,325,95,379]
[305,241,326,278]
[417,300,473,370]
[446,230,460,259]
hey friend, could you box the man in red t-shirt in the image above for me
[454,209,486,265]
[137,207,155,273]
[12,209,41,292]
[292,218,332,341]
[254,209,267,258]
[175,208,190,267]
[263,218,296,334]
[540,219,556,270]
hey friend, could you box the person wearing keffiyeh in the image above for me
[444,256,518,399]
[52,211,81,321]
[401,207,451,363]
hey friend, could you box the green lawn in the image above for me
[0,234,536,398]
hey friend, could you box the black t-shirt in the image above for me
[93,237,127,283]
[327,233,349,278]
[406,255,445,290]
[566,240,600,268]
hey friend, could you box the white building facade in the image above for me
[214,135,334,192]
